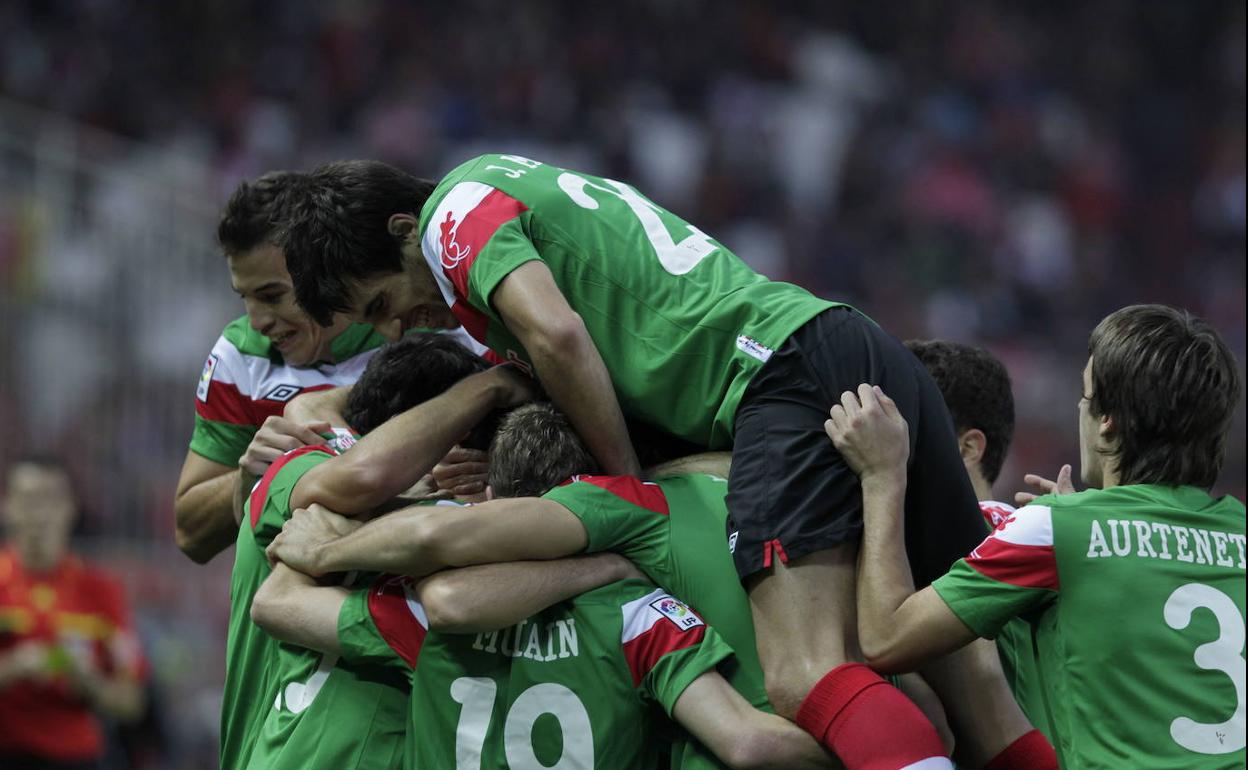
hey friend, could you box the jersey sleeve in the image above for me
[337,575,427,672]
[420,180,541,316]
[245,447,335,547]
[619,587,735,717]
[542,476,670,558]
[189,334,260,466]
[932,504,1060,639]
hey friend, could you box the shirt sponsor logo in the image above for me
[438,211,472,268]
[736,335,774,363]
[262,384,303,403]
[650,597,704,631]
[196,354,219,402]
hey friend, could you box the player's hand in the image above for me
[432,446,490,498]
[284,386,350,425]
[267,503,359,576]
[1014,464,1076,506]
[239,416,331,477]
[825,384,910,481]
[57,635,102,693]
[483,364,542,409]
[1,640,54,683]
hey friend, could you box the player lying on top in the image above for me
[273,155,1009,769]
[254,404,837,769]
[826,305,1245,770]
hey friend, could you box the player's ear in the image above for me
[958,428,987,469]
[1097,413,1117,445]
[484,485,495,501]
[387,213,419,241]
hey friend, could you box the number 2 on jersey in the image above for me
[1164,583,1246,754]
[451,676,594,769]
[558,172,718,275]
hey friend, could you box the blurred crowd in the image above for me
[0,1,1243,765]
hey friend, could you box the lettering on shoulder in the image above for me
[1087,518,1246,569]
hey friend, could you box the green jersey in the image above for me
[541,473,767,770]
[977,500,1052,740]
[933,486,1246,769]
[338,575,734,769]
[191,316,385,466]
[223,445,407,770]
[418,154,839,448]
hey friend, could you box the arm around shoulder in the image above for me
[251,564,347,656]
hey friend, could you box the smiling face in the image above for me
[227,243,353,365]
[343,224,455,342]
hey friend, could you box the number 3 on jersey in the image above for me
[1164,583,1246,755]
[451,677,593,769]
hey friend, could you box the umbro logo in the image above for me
[262,384,303,403]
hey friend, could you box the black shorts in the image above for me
[725,306,984,587]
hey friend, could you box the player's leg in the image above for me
[919,642,1056,769]
[727,308,951,770]
[903,356,1058,768]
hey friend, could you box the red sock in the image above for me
[984,730,1059,770]
[795,663,952,770]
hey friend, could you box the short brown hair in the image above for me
[217,170,304,256]
[488,403,598,498]
[280,160,437,326]
[1088,304,1241,489]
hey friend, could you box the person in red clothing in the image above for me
[0,456,146,770]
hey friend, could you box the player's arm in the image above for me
[61,582,147,722]
[173,451,239,563]
[61,650,145,723]
[825,385,977,673]
[288,366,537,514]
[415,553,641,633]
[250,563,348,656]
[176,414,333,561]
[492,260,641,477]
[267,497,589,578]
[673,671,839,770]
[644,451,732,479]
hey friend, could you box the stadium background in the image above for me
[0,1,1242,766]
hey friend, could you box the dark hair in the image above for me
[280,160,437,326]
[217,171,305,255]
[1088,305,1241,489]
[488,403,598,498]
[343,333,489,437]
[906,340,1015,484]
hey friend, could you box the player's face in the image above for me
[1078,356,1103,488]
[227,244,353,365]
[3,464,76,569]
[348,262,454,343]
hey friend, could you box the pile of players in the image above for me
[175,154,1246,770]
